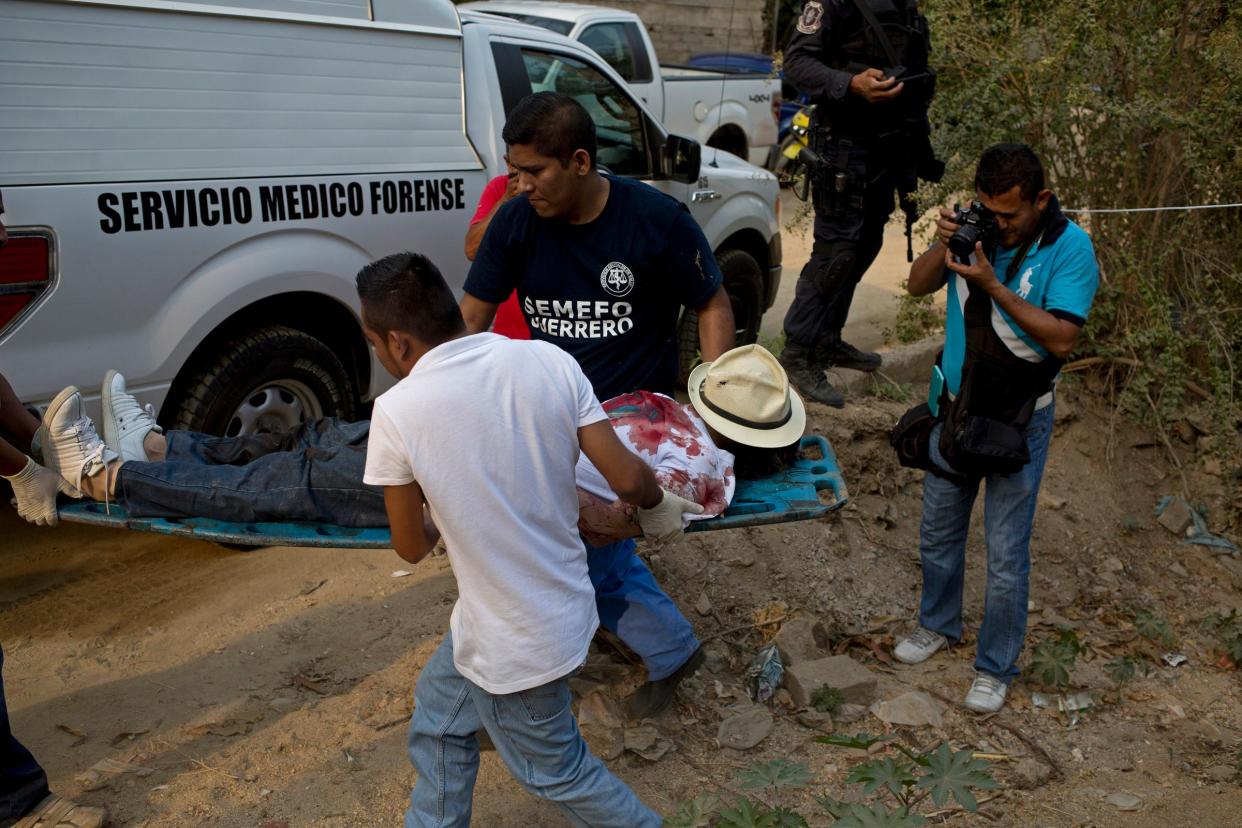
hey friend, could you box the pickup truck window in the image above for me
[509,47,652,179]
[579,22,651,85]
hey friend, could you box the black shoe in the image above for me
[780,344,846,408]
[820,338,882,372]
[626,646,706,719]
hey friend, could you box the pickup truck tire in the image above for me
[678,248,766,383]
[169,325,358,437]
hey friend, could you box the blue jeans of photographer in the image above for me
[405,633,660,828]
[916,399,1055,682]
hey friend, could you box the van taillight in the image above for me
[771,93,782,126]
[0,234,52,333]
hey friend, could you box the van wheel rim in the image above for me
[225,380,323,436]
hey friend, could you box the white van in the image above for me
[0,0,781,435]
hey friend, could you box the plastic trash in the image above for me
[745,643,783,703]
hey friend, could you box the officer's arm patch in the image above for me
[796,0,825,35]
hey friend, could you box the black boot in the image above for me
[819,336,882,373]
[626,646,706,719]
[779,342,845,408]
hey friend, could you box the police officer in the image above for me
[779,0,941,407]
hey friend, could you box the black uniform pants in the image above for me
[782,140,897,349]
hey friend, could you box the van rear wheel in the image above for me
[170,325,357,436]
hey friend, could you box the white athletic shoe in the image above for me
[963,674,1008,713]
[42,386,117,497]
[101,369,162,463]
[893,627,948,665]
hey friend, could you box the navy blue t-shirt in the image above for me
[464,175,723,401]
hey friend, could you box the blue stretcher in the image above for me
[57,435,848,548]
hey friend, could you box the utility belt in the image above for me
[890,282,1061,483]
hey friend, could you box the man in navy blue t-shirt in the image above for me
[461,92,736,716]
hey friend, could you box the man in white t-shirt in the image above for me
[356,252,701,827]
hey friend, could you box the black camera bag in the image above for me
[939,280,1062,477]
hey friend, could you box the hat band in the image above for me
[698,380,793,431]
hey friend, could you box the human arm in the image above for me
[460,293,500,335]
[784,4,902,103]
[464,174,519,261]
[695,286,735,364]
[907,208,960,296]
[382,480,440,564]
[945,243,1083,360]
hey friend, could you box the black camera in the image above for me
[949,201,998,262]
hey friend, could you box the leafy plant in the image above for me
[811,685,846,715]
[1105,654,1150,690]
[1028,628,1085,690]
[669,737,999,827]
[885,288,943,345]
[1203,609,1242,665]
[1134,609,1177,648]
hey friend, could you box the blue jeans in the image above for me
[116,418,386,527]
[917,400,1055,682]
[1,645,50,827]
[406,634,660,828]
[586,538,699,681]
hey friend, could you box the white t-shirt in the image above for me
[364,333,607,695]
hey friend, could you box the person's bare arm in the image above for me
[460,293,501,335]
[383,480,441,564]
[946,243,1082,360]
[464,175,519,261]
[578,420,662,508]
[908,207,958,297]
[695,286,735,364]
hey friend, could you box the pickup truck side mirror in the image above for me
[659,134,701,184]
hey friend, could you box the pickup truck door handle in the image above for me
[690,189,721,203]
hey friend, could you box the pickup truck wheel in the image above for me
[678,248,766,384]
[170,325,357,436]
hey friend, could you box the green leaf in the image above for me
[717,797,779,828]
[914,744,1000,812]
[665,793,722,828]
[816,733,893,751]
[738,759,813,792]
[813,794,848,819]
[846,757,917,798]
[1135,609,1177,647]
[830,802,926,828]
[766,806,809,827]
[1029,636,1077,690]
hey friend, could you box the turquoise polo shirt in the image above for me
[942,213,1099,397]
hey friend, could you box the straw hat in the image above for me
[687,344,806,448]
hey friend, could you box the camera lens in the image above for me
[949,224,981,260]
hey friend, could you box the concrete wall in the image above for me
[572,0,770,64]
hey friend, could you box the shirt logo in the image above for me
[600,261,635,297]
[796,0,825,34]
[1017,264,1040,299]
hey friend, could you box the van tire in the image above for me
[170,325,357,436]
[677,248,766,384]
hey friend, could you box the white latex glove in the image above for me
[637,489,705,547]
[5,457,76,527]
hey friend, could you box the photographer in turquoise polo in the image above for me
[894,144,1099,713]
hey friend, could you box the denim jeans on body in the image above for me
[116,418,386,527]
[406,633,660,828]
[917,399,1055,682]
[586,537,700,681]
[0,644,50,827]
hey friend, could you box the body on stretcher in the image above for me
[58,436,848,549]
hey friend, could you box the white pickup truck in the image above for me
[0,0,781,435]
[463,1,782,169]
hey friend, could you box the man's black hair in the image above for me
[975,143,1046,203]
[355,252,464,344]
[502,91,597,169]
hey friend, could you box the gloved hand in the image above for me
[4,457,76,527]
[637,489,705,547]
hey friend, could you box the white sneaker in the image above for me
[42,386,117,496]
[963,674,1008,713]
[894,627,948,665]
[101,369,161,463]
